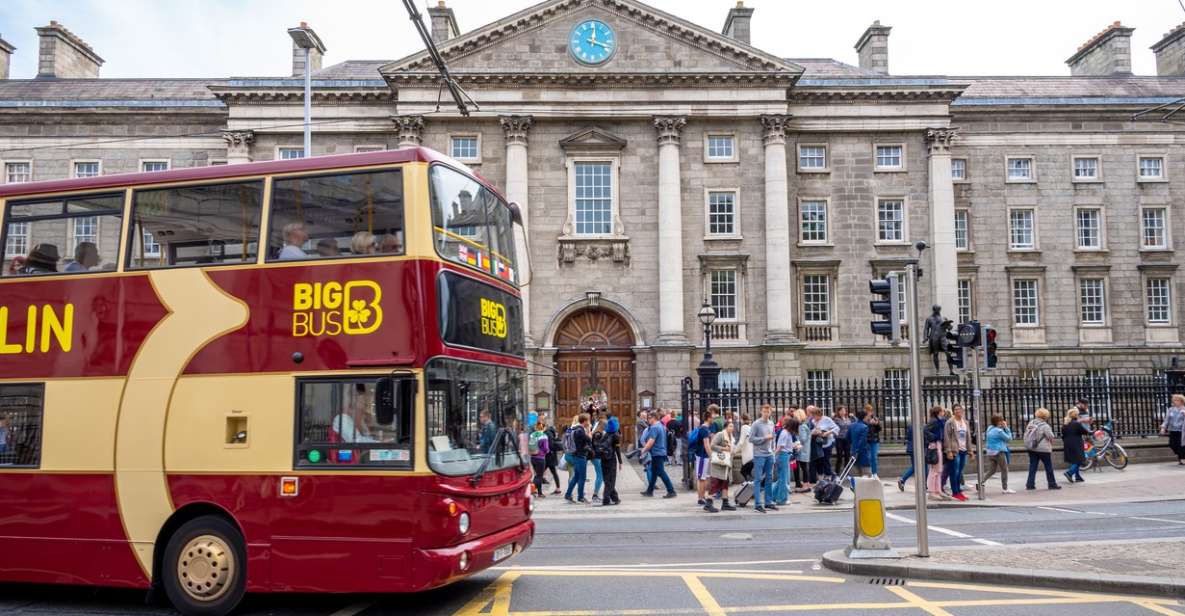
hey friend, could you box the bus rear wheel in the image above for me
[162,515,247,616]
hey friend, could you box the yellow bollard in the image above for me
[846,477,902,559]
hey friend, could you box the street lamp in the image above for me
[287,23,326,158]
[686,300,720,488]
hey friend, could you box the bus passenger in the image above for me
[278,223,309,259]
[478,410,496,453]
[64,242,100,272]
[378,233,403,254]
[315,238,339,257]
[18,243,60,275]
[333,384,377,444]
[351,231,376,255]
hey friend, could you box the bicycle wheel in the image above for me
[1082,453,1096,471]
[1104,446,1129,470]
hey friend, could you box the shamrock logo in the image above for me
[345,298,373,326]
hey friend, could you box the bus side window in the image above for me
[294,377,413,468]
[0,383,45,467]
[267,168,405,263]
[127,180,264,269]
[2,194,123,277]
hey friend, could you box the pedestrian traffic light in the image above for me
[982,325,999,369]
[869,277,901,342]
[945,345,965,372]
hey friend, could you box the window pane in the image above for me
[129,181,264,269]
[1073,158,1098,179]
[710,270,737,320]
[1009,209,1034,249]
[883,369,910,418]
[1143,208,1167,248]
[574,162,613,235]
[5,162,31,184]
[1007,158,1032,179]
[426,359,526,476]
[1076,209,1100,249]
[954,210,969,250]
[800,145,826,169]
[73,162,100,178]
[957,279,973,324]
[707,191,736,236]
[806,370,833,411]
[1147,278,1171,324]
[450,136,479,160]
[801,200,827,242]
[269,169,405,262]
[1140,157,1163,178]
[0,383,44,467]
[1013,279,1039,325]
[279,147,305,160]
[707,136,735,159]
[1079,278,1105,325]
[951,159,966,180]
[142,161,169,173]
[876,146,902,168]
[877,200,904,242]
[3,193,123,276]
[296,378,412,468]
[430,165,517,281]
[802,274,830,323]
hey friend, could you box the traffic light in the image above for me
[982,325,999,369]
[945,345,965,372]
[869,276,901,342]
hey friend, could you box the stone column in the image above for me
[221,130,255,165]
[654,115,688,345]
[501,114,534,345]
[761,114,797,343]
[925,127,959,317]
[393,115,424,148]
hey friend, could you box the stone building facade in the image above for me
[2,1,1185,419]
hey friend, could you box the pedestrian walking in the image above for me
[590,411,606,501]
[564,414,593,503]
[942,404,973,501]
[982,415,1015,493]
[809,406,839,481]
[1161,394,1185,465]
[794,408,813,492]
[848,409,870,483]
[1062,408,1090,484]
[864,403,882,478]
[593,420,622,506]
[691,405,718,509]
[749,404,777,513]
[1024,408,1062,491]
[925,406,946,499]
[639,412,677,498]
[543,415,563,495]
[529,420,550,498]
[707,420,737,511]
[896,420,916,492]
[833,406,853,474]
[770,416,797,506]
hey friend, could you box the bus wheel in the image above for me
[161,515,247,616]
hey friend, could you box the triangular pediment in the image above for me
[559,127,628,152]
[381,0,802,86]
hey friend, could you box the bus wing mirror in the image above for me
[375,377,417,426]
[507,201,524,226]
[507,201,531,287]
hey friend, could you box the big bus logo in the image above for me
[292,281,383,337]
[480,297,507,339]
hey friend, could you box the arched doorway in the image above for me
[553,308,638,448]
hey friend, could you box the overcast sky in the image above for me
[2,0,1184,79]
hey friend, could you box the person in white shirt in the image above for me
[278,223,309,260]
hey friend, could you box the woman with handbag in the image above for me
[707,420,738,512]
[924,406,947,499]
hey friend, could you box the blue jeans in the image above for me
[869,442,881,476]
[1067,462,1082,479]
[944,451,968,495]
[751,455,774,507]
[771,452,792,504]
[592,458,603,495]
[565,455,587,500]
[645,454,675,494]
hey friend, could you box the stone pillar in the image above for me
[393,115,424,148]
[925,127,959,318]
[221,130,255,165]
[653,116,688,345]
[761,114,797,343]
[501,114,534,345]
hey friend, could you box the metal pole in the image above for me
[303,47,312,156]
[971,343,987,501]
[905,264,929,557]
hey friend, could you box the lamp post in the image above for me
[686,300,720,488]
[287,24,326,157]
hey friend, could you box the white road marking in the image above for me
[887,512,1002,545]
[1131,516,1185,525]
[329,602,374,616]
[1037,506,1083,514]
[494,557,815,571]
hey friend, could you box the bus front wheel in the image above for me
[161,515,247,616]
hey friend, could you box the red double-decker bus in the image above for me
[0,147,533,615]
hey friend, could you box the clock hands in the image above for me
[586,36,611,50]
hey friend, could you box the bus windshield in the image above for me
[429,164,517,284]
[426,358,526,476]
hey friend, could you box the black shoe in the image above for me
[663,492,677,499]
[721,502,737,511]
[754,506,766,513]
[697,499,705,506]
[703,503,719,513]
[1025,485,1036,490]
[1049,484,1062,490]
[640,491,654,497]
[897,479,905,492]
[1063,471,1073,483]
[564,495,574,502]
[578,498,589,503]
[765,504,779,511]
[1075,475,1085,483]
[611,500,621,506]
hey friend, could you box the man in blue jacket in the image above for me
[847,411,871,487]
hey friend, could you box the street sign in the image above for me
[956,321,980,347]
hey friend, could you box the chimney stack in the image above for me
[855,21,891,75]
[291,22,326,77]
[1066,21,1134,76]
[427,1,460,44]
[1152,23,1185,77]
[35,21,103,79]
[722,1,755,46]
[0,36,14,80]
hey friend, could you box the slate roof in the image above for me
[0,78,226,107]
[785,58,881,78]
[960,76,1185,99]
[314,60,390,80]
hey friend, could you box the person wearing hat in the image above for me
[19,243,60,275]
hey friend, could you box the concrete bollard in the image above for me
[845,476,902,559]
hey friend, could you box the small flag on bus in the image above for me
[480,252,490,270]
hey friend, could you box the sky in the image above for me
[1,0,1184,79]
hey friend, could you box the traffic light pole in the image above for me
[904,264,929,557]
[971,345,987,501]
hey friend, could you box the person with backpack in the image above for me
[564,414,593,503]
[590,410,607,501]
[592,422,622,506]
[925,406,947,499]
[1024,408,1062,491]
[528,420,550,498]
[542,414,563,495]
[639,412,677,498]
[690,405,718,510]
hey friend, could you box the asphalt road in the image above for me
[3,500,1185,616]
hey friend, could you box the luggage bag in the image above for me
[813,456,857,505]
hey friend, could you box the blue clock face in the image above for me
[569,19,616,65]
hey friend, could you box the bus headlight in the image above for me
[458,512,471,535]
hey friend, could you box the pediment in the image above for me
[559,127,627,152]
[381,0,802,87]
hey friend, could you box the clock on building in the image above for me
[569,19,616,65]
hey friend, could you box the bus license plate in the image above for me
[493,544,514,562]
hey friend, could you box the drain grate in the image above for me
[868,577,906,586]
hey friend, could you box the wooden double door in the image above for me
[553,309,637,449]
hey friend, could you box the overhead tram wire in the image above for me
[1130,0,1185,121]
[402,0,478,117]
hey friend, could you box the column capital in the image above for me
[221,130,255,164]
[653,115,687,146]
[924,127,960,155]
[760,114,791,145]
[499,114,534,146]
[392,114,425,148]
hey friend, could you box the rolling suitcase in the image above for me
[813,456,857,505]
[734,481,755,507]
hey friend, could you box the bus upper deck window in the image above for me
[127,180,264,269]
[2,194,123,277]
[268,168,404,263]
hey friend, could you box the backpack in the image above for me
[562,426,577,454]
[1023,421,1042,450]
[528,430,544,455]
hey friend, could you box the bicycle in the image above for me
[1081,419,1129,471]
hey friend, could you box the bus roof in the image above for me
[0,146,504,200]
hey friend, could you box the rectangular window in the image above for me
[799,145,827,170]
[426,359,525,476]
[1009,208,1035,250]
[295,377,414,468]
[800,200,828,243]
[957,279,973,324]
[1006,157,1033,181]
[883,368,910,418]
[954,209,969,250]
[951,158,967,181]
[430,165,517,282]
[1147,278,1172,324]
[877,199,905,242]
[719,369,740,412]
[1079,278,1106,325]
[128,180,264,269]
[4,222,28,258]
[4,162,31,183]
[1073,157,1099,180]
[1142,208,1168,249]
[1013,279,1039,326]
[278,147,305,160]
[269,168,405,262]
[710,269,738,321]
[1139,156,1165,180]
[802,274,831,324]
[1084,369,1112,416]
[354,145,385,153]
[71,217,98,253]
[0,383,44,467]
[141,160,170,173]
[706,135,736,161]
[875,145,903,170]
[1075,208,1101,249]
[574,161,613,235]
[2,193,123,276]
[706,191,737,237]
[449,136,479,160]
[806,370,833,412]
[73,161,100,178]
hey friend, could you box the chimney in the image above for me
[0,36,14,80]
[35,21,103,79]
[1066,21,1134,76]
[427,1,460,44]
[855,21,891,75]
[721,1,755,46]
[1152,23,1185,77]
[290,22,326,77]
